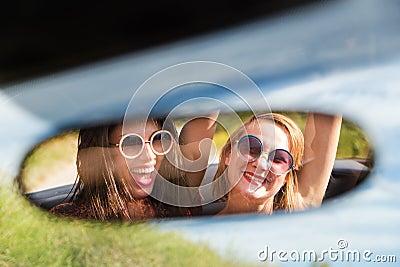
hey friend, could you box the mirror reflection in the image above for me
[19,111,373,221]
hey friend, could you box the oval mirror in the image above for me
[19,111,374,221]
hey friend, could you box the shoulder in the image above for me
[149,198,194,218]
[50,202,75,215]
[50,202,94,219]
[293,193,309,210]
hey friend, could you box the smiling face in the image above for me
[109,120,164,199]
[225,120,291,202]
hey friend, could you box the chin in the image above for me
[240,184,272,200]
[130,179,155,199]
[243,190,267,201]
[132,186,153,199]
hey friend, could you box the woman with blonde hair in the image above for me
[213,113,342,215]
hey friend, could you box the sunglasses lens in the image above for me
[238,135,293,174]
[238,136,262,161]
[269,149,293,174]
[120,135,143,158]
[151,131,173,155]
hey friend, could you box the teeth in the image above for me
[132,173,153,187]
[131,167,155,174]
[243,172,265,184]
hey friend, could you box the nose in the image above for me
[138,142,157,161]
[251,153,270,172]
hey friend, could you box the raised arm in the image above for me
[297,113,342,208]
[179,112,219,187]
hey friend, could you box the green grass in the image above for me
[7,111,356,267]
[0,185,254,267]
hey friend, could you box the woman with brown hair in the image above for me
[213,113,342,215]
[51,115,217,220]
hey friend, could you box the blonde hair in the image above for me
[213,113,304,212]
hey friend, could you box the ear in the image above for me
[224,151,231,166]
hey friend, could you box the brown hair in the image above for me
[213,113,304,212]
[67,118,187,220]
